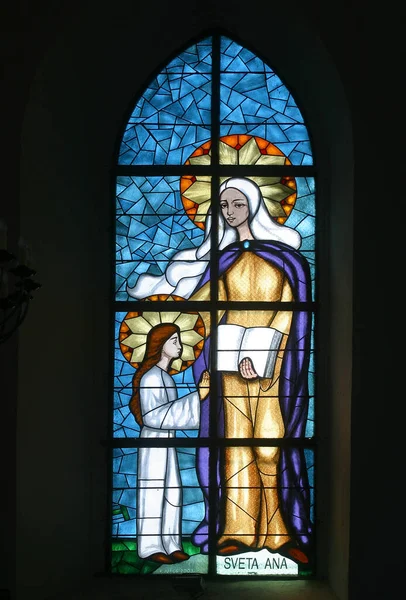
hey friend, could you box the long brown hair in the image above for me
[129,322,181,427]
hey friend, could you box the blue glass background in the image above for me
[118,38,212,165]
[115,175,206,300]
[115,176,315,302]
[220,37,313,166]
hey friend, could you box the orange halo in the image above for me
[119,295,205,374]
[180,135,297,230]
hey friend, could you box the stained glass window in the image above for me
[111,33,316,579]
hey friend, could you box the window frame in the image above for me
[109,28,319,580]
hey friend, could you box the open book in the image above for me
[217,324,283,378]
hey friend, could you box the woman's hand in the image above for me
[198,370,210,401]
[239,357,258,379]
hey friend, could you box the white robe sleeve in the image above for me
[140,368,200,430]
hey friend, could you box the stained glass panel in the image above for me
[215,311,315,440]
[214,173,316,300]
[118,173,315,302]
[216,446,314,576]
[220,37,312,166]
[112,446,209,574]
[116,175,208,300]
[118,38,212,165]
[114,310,210,439]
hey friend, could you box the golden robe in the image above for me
[192,251,294,550]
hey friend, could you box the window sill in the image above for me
[49,577,340,600]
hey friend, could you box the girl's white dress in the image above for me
[137,365,200,558]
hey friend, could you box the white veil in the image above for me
[126,177,301,299]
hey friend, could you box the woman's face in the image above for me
[220,187,249,228]
[161,332,182,360]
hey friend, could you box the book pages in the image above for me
[217,323,245,371]
[217,324,283,377]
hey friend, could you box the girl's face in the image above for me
[220,188,250,228]
[161,332,182,360]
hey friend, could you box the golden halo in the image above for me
[119,295,205,374]
[180,135,297,230]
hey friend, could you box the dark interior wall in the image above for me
[1,1,403,599]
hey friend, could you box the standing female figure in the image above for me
[190,178,312,564]
[189,178,312,565]
[129,322,209,565]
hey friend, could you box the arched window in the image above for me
[111,31,316,578]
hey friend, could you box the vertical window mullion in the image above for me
[207,31,221,575]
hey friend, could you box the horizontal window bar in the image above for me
[113,165,316,177]
[102,437,317,448]
[113,301,317,311]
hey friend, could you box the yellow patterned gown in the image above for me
[192,251,294,551]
